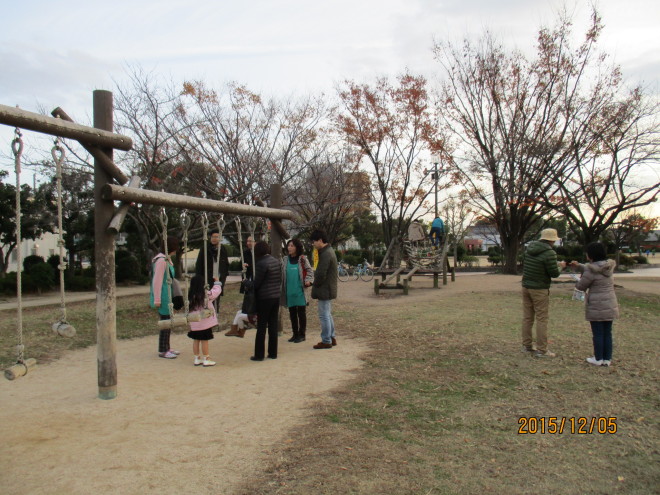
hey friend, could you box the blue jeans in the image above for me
[317,299,335,344]
[590,321,613,361]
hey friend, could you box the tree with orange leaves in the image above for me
[336,72,447,248]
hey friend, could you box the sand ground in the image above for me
[0,271,657,494]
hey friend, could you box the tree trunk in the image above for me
[502,242,520,275]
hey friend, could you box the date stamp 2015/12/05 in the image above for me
[518,417,617,434]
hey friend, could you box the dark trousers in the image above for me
[255,298,279,359]
[288,306,307,338]
[590,320,613,361]
[158,314,171,353]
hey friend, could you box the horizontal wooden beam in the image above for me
[0,103,132,151]
[102,184,295,220]
[51,107,129,185]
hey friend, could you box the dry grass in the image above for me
[1,281,658,494]
[238,285,659,495]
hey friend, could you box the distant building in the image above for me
[464,224,500,252]
[4,232,63,272]
[642,230,660,252]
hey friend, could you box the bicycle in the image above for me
[352,259,374,282]
[338,262,351,282]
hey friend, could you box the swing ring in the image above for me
[11,136,23,159]
[159,208,168,228]
[51,144,65,166]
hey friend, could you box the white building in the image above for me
[4,231,64,273]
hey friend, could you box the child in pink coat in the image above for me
[187,274,222,367]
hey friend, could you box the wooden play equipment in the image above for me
[375,221,453,295]
[0,95,293,397]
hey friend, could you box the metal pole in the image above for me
[0,103,132,151]
[94,90,117,400]
[434,162,438,219]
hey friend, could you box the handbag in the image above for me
[171,278,184,310]
[241,279,257,315]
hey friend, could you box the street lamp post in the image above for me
[433,160,438,219]
[429,155,441,219]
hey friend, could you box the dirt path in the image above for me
[1,272,657,494]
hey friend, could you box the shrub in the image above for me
[0,272,17,294]
[611,253,634,268]
[462,255,479,267]
[26,262,55,293]
[229,260,243,271]
[115,250,142,283]
[488,255,502,265]
[341,254,360,267]
[47,253,61,272]
[66,275,96,291]
[23,255,45,272]
[633,255,648,264]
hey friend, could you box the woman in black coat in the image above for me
[250,241,282,361]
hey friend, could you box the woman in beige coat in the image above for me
[571,242,619,367]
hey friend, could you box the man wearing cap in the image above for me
[521,228,566,357]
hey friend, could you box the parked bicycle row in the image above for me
[338,259,375,282]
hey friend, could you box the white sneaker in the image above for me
[202,356,216,367]
[169,349,181,355]
[194,355,203,366]
[602,360,611,366]
[159,351,178,359]
[586,357,603,366]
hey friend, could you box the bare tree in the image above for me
[285,146,365,245]
[176,82,327,206]
[549,88,660,244]
[434,9,614,273]
[441,193,477,266]
[114,66,190,253]
[336,72,447,247]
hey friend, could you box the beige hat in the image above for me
[539,228,560,242]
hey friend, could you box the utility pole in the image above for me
[433,160,439,219]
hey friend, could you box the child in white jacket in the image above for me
[187,274,222,367]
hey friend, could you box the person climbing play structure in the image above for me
[0,94,294,397]
[374,219,453,295]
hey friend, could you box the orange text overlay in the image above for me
[518,417,617,435]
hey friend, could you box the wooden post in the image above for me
[94,90,117,400]
[270,184,284,335]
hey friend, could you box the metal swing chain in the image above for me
[52,137,68,326]
[12,128,25,364]
[159,207,175,318]
[181,210,191,315]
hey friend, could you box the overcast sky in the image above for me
[1,0,659,181]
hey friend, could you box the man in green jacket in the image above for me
[310,229,338,349]
[521,229,566,357]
